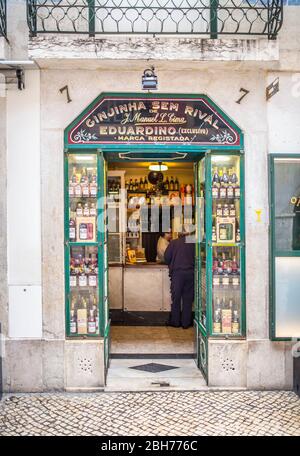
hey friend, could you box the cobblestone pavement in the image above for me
[0,391,299,436]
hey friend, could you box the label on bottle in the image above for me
[227,186,234,198]
[234,187,240,198]
[90,184,97,197]
[212,187,219,198]
[70,275,77,287]
[213,322,221,333]
[219,226,227,241]
[77,309,87,334]
[87,223,94,240]
[79,224,88,240]
[79,274,87,287]
[88,321,96,334]
[220,187,227,198]
[213,276,220,286]
[69,185,74,197]
[83,207,90,217]
[70,321,77,334]
[222,276,230,286]
[75,184,82,197]
[76,207,83,217]
[232,276,240,286]
[223,207,229,217]
[216,206,223,217]
[82,185,90,197]
[90,206,96,216]
[88,274,97,287]
[221,310,232,334]
[69,227,76,240]
[232,322,240,334]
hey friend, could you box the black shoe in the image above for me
[165,321,180,328]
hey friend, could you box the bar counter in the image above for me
[109,262,171,312]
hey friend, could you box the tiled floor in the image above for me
[110,326,194,354]
[1,391,299,436]
[106,358,207,391]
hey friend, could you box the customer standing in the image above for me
[164,229,195,328]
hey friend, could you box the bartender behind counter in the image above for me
[156,232,172,263]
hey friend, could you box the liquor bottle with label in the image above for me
[165,176,169,191]
[174,177,179,191]
[88,309,96,334]
[223,203,229,217]
[236,228,241,243]
[144,176,148,191]
[79,223,88,240]
[69,218,76,241]
[212,167,220,199]
[77,297,88,335]
[81,168,90,197]
[213,298,222,333]
[70,309,77,334]
[83,203,90,217]
[90,202,96,217]
[216,203,223,217]
[89,169,97,197]
[76,202,83,217]
[232,309,240,334]
[229,204,236,217]
[170,177,174,191]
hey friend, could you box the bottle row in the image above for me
[212,167,240,199]
[125,176,180,193]
[70,255,98,288]
[213,298,240,334]
[69,167,98,198]
[70,294,99,335]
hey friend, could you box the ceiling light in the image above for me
[149,162,168,172]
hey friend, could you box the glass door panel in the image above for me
[208,153,245,338]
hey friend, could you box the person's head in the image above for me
[163,232,172,242]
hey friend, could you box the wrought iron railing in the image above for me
[26,0,283,39]
[0,0,7,40]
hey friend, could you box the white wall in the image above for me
[7,69,42,338]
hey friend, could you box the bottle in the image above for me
[76,202,83,217]
[88,309,96,334]
[232,309,240,334]
[229,204,236,217]
[212,167,220,199]
[213,298,222,333]
[140,177,144,191]
[129,178,133,191]
[89,170,97,197]
[70,310,77,334]
[77,297,88,334]
[90,202,96,217]
[236,228,241,243]
[125,180,129,191]
[185,184,193,205]
[165,176,169,191]
[174,177,179,192]
[216,203,223,217]
[143,176,148,191]
[170,177,174,191]
[212,226,217,242]
[69,167,77,197]
[83,202,90,217]
[134,179,138,191]
[223,204,229,217]
[79,222,88,240]
[69,218,76,241]
[81,168,89,197]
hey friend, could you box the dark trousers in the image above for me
[170,270,194,327]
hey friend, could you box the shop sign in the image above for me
[67,94,241,147]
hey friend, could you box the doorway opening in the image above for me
[106,158,205,390]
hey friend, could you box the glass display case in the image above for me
[65,153,102,337]
[209,153,245,337]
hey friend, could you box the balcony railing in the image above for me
[26,0,283,40]
[0,0,7,40]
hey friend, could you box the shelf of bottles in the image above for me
[67,154,100,337]
[210,155,244,337]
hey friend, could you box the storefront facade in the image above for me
[0,1,299,392]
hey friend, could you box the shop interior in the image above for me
[107,160,195,355]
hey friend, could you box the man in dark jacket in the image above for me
[164,231,195,329]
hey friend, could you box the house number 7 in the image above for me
[236,88,250,104]
[59,85,72,103]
